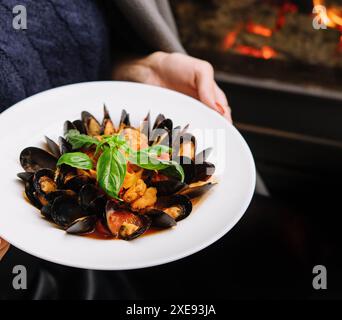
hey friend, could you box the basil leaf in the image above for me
[129,151,185,182]
[96,147,127,199]
[65,129,99,150]
[57,152,93,170]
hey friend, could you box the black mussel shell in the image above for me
[140,112,150,141]
[40,203,53,220]
[79,184,99,208]
[119,109,130,128]
[72,120,86,134]
[45,136,61,158]
[55,164,77,189]
[146,209,177,228]
[172,156,195,184]
[51,195,88,228]
[33,168,57,198]
[45,189,77,203]
[82,111,101,136]
[79,184,106,216]
[158,194,192,221]
[59,137,72,154]
[17,172,34,183]
[66,215,97,235]
[178,182,215,199]
[152,113,165,130]
[102,105,116,135]
[193,162,215,182]
[64,175,95,193]
[64,120,77,135]
[25,177,42,209]
[105,201,151,240]
[151,177,186,196]
[20,147,57,172]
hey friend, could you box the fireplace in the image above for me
[172,0,342,198]
[172,0,342,95]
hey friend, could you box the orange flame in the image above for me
[235,45,277,59]
[246,22,272,37]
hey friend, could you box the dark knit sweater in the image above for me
[0,0,111,111]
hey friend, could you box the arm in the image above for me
[0,238,10,260]
[112,52,232,122]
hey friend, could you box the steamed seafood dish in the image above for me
[18,107,215,240]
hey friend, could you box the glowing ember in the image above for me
[222,30,238,50]
[246,22,272,37]
[235,45,277,60]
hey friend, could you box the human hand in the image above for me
[112,52,232,122]
[0,237,10,260]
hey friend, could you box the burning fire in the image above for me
[222,1,342,59]
[313,0,342,30]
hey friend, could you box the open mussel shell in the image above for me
[146,209,177,228]
[64,120,77,135]
[152,113,165,130]
[178,182,215,199]
[25,177,42,209]
[82,111,101,136]
[157,194,192,222]
[119,109,130,129]
[105,201,151,240]
[66,215,97,235]
[72,120,86,134]
[20,147,57,172]
[140,112,151,141]
[45,136,61,158]
[102,105,116,135]
[51,195,89,228]
[33,169,57,198]
[59,137,72,154]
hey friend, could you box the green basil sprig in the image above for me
[57,152,93,170]
[60,130,185,199]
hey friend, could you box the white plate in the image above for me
[0,81,255,270]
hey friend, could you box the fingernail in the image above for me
[215,102,225,114]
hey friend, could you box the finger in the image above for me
[0,238,10,260]
[214,84,232,123]
[194,62,223,115]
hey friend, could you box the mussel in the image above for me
[146,209,177,228]
[33,169,57,200]
[51,195,89,228]
[20,147,57,172]
[157,194,192,221]
[82,111,101,136]
[66,215,97,235]
[45,136,61,158]
[102,105,115,135]
[105,201,151,240]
